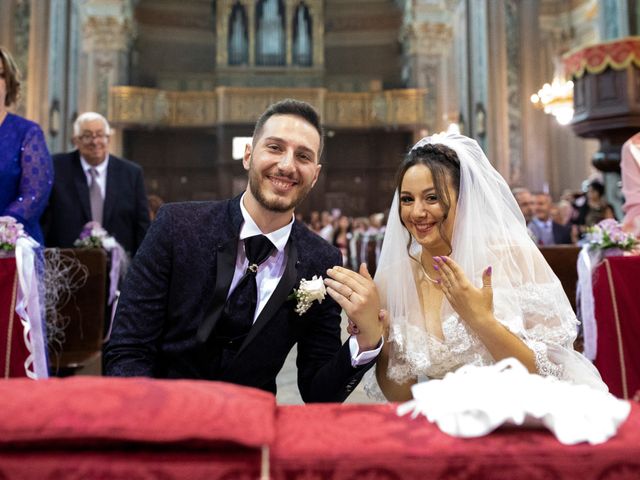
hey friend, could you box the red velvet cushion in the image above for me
[272,402,640,480]
[0,377,275,449]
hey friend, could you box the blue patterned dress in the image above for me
[0,113,53,245]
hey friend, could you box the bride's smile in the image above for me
[399,164,457,256]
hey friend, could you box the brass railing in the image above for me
[109,86,427,129]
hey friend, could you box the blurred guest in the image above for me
[511,187,534,223]
[352,216,369,235]
[42,112,150,256]
[332,215,352,266]
[554,199,575,226]
[529,192,572,245]
[309,210,321,232]
[574,180,615,234]
[0,47,53,244]
[318,210,334,242]
[621,132,640,234]
[147,194,164,222]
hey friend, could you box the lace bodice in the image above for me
[364,282,580,401]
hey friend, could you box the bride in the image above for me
[325,133,606,401]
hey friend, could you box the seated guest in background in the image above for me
[325,133,605,402]
[528,192,573,245]
[621,132,640,235]
[332,214,352,266]
[318,210,335,242]
[512,187,537,242]
[512,187,535,224]
[104,99,382,402]
[553,199,575,227]
[41,112,150,256]
[147,194,164,222]
[552,200,579,244]
[0,47,53,244]
[574,180,615,235]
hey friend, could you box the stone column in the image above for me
[77,0,134,156]
[399,5,454,136]
[25,1,50,128]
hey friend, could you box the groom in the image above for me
[104,99,383,402]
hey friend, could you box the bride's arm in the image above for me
[434,256,538,374]
[374,339,416,401]
[465,314,537,373]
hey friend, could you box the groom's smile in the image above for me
[244,113,322,216]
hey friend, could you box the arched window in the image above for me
[255,0,285,66]
[292,3,312,66]
[228,3,249,65]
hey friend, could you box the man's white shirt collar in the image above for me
[80,155,109,175]
[238,192,293,251]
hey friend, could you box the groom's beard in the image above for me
[247,158,313,213]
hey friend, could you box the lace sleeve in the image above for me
[495,282,578,380]
[3,124,53,224]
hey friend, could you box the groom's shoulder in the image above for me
[293,221,341,265]
[159,199,231,221]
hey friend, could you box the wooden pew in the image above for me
[47,248,107,375]
[538,245,580,313]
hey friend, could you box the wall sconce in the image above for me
[49,99,61,137]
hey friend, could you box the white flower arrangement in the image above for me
[73,221,116,249]
[290,275,327,315]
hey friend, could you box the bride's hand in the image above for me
[325,263,383,351]
[434,256,494,327]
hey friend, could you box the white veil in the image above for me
[373,133,605,391]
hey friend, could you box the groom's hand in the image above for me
[325,263,383,351]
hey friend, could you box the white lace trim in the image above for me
[526,339,564,379]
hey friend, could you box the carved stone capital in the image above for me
[80,0,134,53]
[401,22,453,56]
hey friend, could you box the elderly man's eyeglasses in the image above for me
[78,132,110,144]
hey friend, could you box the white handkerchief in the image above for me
[397,358,630,445]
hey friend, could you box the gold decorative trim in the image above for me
[604,259,628,399]
[4,269,18,378]
[109,86,428,129]
[260,445,269,480]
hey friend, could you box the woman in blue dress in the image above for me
[0,47,53,245]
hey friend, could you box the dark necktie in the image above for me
[215,234,275,348]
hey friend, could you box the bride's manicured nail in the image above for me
[433,264,439,270]
[487,266,492,275]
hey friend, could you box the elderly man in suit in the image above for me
[104,99,383,402]
[41,112,149,256]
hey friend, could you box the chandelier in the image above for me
[530,76,574,125]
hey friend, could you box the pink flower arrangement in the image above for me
[586,219,638,252]
[0,216,26,251]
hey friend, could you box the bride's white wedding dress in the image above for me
[365,133,606,400]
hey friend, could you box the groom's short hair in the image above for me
[252,99,324,156]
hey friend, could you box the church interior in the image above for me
[2,0,638,217]
[2,1,640,478]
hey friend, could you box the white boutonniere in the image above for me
[289,275,327,315]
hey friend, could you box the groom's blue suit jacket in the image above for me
[104,196,371,402]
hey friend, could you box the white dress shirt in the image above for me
[80,155,109,199]
[233,194,381,366]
